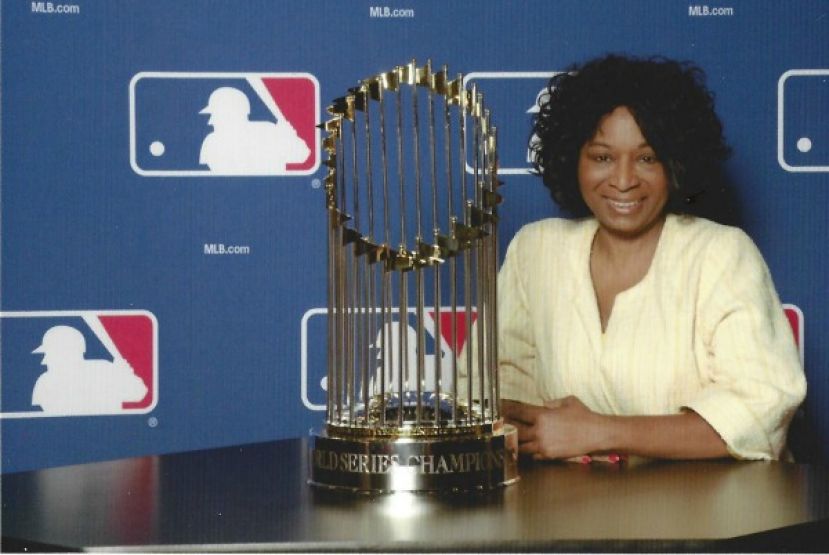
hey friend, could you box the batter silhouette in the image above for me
[199,87,310,175]
[31,326,148,414]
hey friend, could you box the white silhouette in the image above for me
[526,86,550,166]
[370,321,453,396]
[31,326,148,415]
[198,87,310,175]
[526,87,547,115]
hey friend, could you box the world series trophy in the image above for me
[309,60,518,492]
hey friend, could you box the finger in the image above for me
[543,398,566,410]
[565,455,593,464]
[518,440,539,455]
[501,400,530,422]
[501,401,544,415]
[513,422,535,443]
[501,401,543,424]
[504,419,534,443]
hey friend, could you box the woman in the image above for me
[500,54,806,461]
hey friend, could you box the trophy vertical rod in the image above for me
[483,225,494,423]
[478,111,493,423]
[444,82,459,425]
[395,83,408,426]
[450,213,460,425]
[473,115,485,421]
[460,86,473,425]
[464,201,474,424]
[362,91,375,423]
[336,128,348,425]
[413,79,424,241]
[325,124,338,424]
[412,70,425,425]
[396,80,407,255]
[378,90,392,427]
[333,221,343,425]
[483,115,494,423]
[326,206,335,423]
[442,82,458,424]
[428,76,442,426]
[473,94,486,421]
[349,114,360,425]
[489,129,500,421]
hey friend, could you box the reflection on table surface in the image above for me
[3,438,828,551]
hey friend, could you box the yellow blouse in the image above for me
[496,214,806,460]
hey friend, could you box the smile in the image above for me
[606,198,644,213]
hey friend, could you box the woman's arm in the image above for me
[503,397,729,460]
[683,228,805,460]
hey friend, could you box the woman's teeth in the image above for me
[608,199,642,212]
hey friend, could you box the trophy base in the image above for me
[308,423,519,493]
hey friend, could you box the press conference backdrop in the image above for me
[1,0,827,472]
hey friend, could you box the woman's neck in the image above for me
[592,215,667,268]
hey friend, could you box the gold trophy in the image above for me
[309,61,518,492]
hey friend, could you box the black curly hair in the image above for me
[530,54,732,217]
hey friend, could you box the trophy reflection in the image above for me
[309,61,518,492]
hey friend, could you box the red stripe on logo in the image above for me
[429,310,478,355]
[262,77,317,171]
[99,315,154,410]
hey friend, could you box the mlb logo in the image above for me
[463,72,562,175]
[778,70,829,172]
[301,306,477,411]
[0,310,158,418]
[129,72,320,176]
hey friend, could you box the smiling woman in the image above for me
[578,106,670,333]
[577,107,670,241]
[494,54,806,462]
[532,55,732,218]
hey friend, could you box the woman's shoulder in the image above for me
[669,214,753,248]
[667,214,761,269]
[512,217,594,246]
[502,218,592,279]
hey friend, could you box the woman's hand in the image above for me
[502,396,611,460]
[502,397,730,461]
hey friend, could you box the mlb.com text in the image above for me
[688,5,734,16]
[369,6,415,18]
[203,243,251,256]
[31,1,80,14]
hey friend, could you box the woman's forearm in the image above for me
[599,410,729,459]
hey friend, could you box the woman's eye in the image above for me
[593,154,611,162]
[640,154,658,164]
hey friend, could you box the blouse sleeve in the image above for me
[683,228,806,460]
[497,228,544,406]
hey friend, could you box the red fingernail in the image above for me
[608,453,620,463]
[581,455,592,464]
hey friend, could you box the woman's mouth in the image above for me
[606,198,643,214]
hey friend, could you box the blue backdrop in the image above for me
[2,0,827,472]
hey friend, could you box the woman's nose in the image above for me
[610,159,640,191]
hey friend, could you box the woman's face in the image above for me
[578,106,670,238]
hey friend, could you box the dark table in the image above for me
[3,438,829,552]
